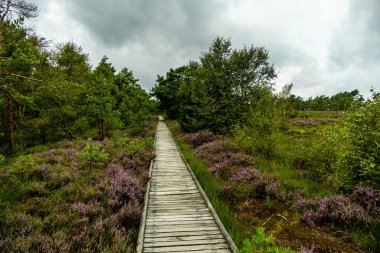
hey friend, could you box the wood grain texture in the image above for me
[138,120,235,252]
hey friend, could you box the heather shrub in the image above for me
[210,161,235,180]
[233,167,264,185]
[296,195,369,228]
[224,167,285,201]
[296,192,380,250]
[210,153,252,180]
[63,149,77,159]
[194,140,234,166]
[72,201,102,217]
[120,148,155,174]
[300,247,314,253]
[183,130,216,147]
[350,186,380,215]
[45,166,76,190]
[77,138,109,170]
[0,126,154,252]
[195,140,234,156]
[106,164,144,213]
[232,167,266,199]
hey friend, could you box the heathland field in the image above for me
[1,1,379,252]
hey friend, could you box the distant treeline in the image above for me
[0,16,154,154]
[289,89,364,111]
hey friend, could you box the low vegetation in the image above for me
[0,119,156,252]
[1,1,379,252]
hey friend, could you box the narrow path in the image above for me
[137,119,236,253]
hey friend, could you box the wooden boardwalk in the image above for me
[137,119,236,253]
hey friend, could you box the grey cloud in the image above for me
[329,0,380,69]
[65,0,225,49]
[60,0,231,88]
[32,0,380,96]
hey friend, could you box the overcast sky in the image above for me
[28,0,380,98]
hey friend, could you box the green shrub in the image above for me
[8,155,37,180]
[292,126,342,183]
[0,154,5,166]
[239,227,295,253]
[77,138,109,170]
[126,137,154,155]
[232,86,277,157]
[337,94,380,191]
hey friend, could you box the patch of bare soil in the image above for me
[232,200,367,253]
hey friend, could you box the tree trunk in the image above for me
[7,94,14,153]
[1,104,6,147]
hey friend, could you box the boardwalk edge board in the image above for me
[136,125,158,253]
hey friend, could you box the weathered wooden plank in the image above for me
[144,238,226,247]
[145,226,219,233]
[144,220,217,227]
[143,243,230,252]
[144,230,223,238]
[146,216,214,222]
[148,208,210,213]
[144,234,224,243]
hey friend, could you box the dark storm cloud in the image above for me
[32,0,380,96]
[65,0,224,49]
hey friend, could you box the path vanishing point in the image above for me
[137,118,237,253]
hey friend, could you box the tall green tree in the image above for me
[0,0,38,153]
[177,37,277,133]
[151,66,187,119]
[37,42,90,141]
[81,56,120,140]
[116,67,153,132]
[0,21,41,152]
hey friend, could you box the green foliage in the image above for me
[151,66,187,118]
[154,37,277,134]
[293,211,301,224]
[8,155,37,180]
[0,17,154,154]
[82,57,121,140]
[0,154,5,166]
[289,89,364,111]
[239,227,295,253]
[77,138,109,170]
[126,137,154,155]
[292,126,342,183]
[117,68,154,134]
[55,42,91,83]
[232,85,277,157]
[337,93,380,191]
[265,196,274,209]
